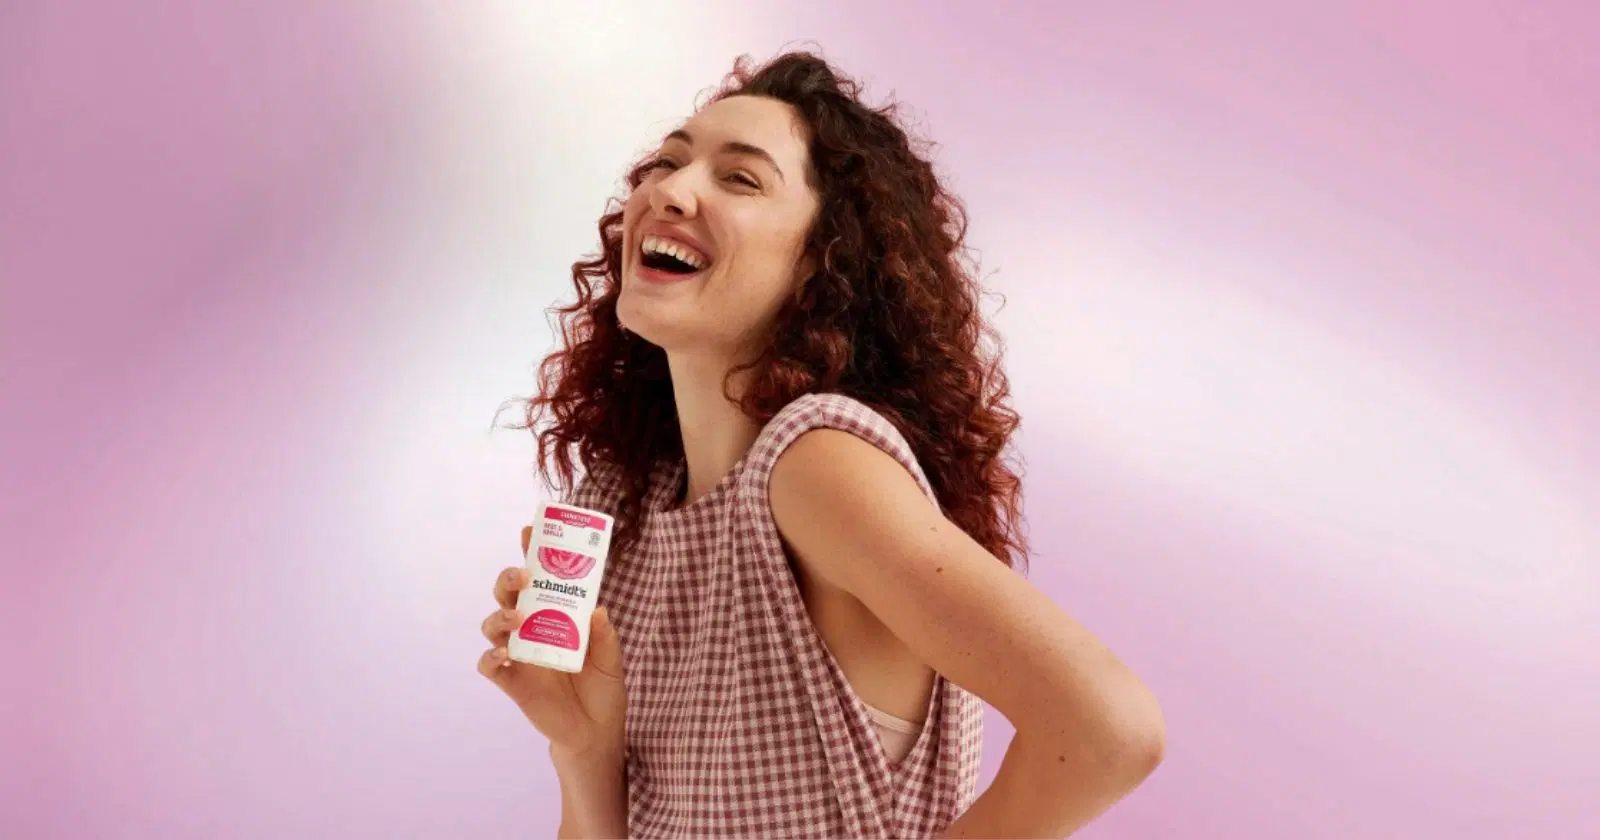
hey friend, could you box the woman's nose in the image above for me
[648,171,697,218]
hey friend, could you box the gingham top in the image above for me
[568,392,984,838]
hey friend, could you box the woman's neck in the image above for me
[666,351,762,507]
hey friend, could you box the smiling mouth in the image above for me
[638,235,710,277]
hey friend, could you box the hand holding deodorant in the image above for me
[509,503,615,673]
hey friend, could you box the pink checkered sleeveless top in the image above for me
[567,392,984,838]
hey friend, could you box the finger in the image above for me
[494,566,528,610]
[477,646,514,682]
[521,524,532,557]
[585,607,625,681]
[479,647,567,719]
[481,608,522,646]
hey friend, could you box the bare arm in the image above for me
[770,430,1166,838]
[551,746,629,839]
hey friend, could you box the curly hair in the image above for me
[518,51,1028,571]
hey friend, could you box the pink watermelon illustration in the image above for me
[538,545,598,580]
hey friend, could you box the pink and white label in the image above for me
[518,609,581,651]
[510,502,612,669]
[543,504,608,531]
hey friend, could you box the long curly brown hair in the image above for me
[519,51,1028,571]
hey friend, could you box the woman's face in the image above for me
[617,95,820,360]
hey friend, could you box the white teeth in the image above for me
[640,235,708,270]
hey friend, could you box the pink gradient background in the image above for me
[3,1,1596,837]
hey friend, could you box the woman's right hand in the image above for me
[478,526,629,764]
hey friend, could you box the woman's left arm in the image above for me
[770,430,1166,839]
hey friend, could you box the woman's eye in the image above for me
[649,158,679,172]
[726,173,759,189]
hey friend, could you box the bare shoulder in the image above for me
[768,428,946,579]
[769,427,927,503]
[768,426,988,620]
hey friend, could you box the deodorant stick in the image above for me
[508,502,615,673]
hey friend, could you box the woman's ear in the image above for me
[792,246,822,303]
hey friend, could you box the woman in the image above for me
[478,52,1165,838]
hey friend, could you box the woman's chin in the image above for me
[615,305,673,349]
